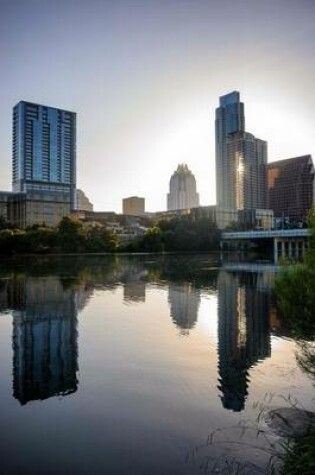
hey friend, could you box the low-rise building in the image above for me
[76,189,93,211]
[0,190,70,228]
[122,196,145,216]
[153,205,273,230]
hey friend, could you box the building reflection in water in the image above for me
[122,266,148,304]
[11,276,83,405]
[124,282,146,303]
[168,283,201,335]
[217,269,271,412]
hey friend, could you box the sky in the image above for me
[0,0,314,212]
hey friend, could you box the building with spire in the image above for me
[167,164,199,211]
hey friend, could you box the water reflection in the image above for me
[217,269,272,412]
[11,276,80,405]
[121,263,148,304]
[168,283,200,335]
[0,256,287,412]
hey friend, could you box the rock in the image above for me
[265,407,315,437]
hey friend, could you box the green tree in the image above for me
[58,217,87,252]
[85,226,118,252]
[141,226,164,252]
[274,209,315,340]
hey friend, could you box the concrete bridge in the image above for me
[221,229,310,263]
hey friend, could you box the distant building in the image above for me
[12,101,76,209]
[76,189,93,211]
[71,210,117,224]
[167,164,199,211]
[215,92,267,210]
[267,155,315,222]
[153,205,272,231]
[122,196,145,216]
[226,132,267,209]
[0,189,70,228]
[0,191,14,223]
[237,208,274,231]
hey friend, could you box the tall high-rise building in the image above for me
[226,132,267,209]
[215,92,267,210]
[267,155,315,222]
[12,101,76,209]
[215,91,245,208]
[167,164,199,211]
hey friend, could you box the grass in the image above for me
[279,430,315,475]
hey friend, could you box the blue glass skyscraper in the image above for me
[215,92,267,210]
[12,101,76,208]
[215,91,245,208]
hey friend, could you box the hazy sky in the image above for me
[1,0,314,211]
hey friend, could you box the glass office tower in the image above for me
[215,92,268,210]
[226,131,267,210]
[12,101,76,209]
[215,91,245,209]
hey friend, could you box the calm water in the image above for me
[0,255,313,475]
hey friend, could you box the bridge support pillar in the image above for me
[302,241,306,259]
[281,240,285,260]
[273,238,278,264]
[288,241,292,259]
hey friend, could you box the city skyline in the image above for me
[1,0,315,212]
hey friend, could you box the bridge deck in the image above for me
[221,229,309,240]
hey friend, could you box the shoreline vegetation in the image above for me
[0,215,220,255]
[274,211,315,475]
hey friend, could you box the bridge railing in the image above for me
[221,229,309,240]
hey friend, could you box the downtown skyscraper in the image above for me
[167,164,199,210]
[215,92,267,210]
[12,101,76,208]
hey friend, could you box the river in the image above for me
[0,255,313,474]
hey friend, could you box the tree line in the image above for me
[0,215,220,254]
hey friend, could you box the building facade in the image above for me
[167,164,199,211]
[0,191,15,223]
[8,190,71,228]
[215,92,267,210]
[12,101,76,209]
[215,91,245,208]
[267,155,315,223]
[226,132,267,209]
[122,196,145,216]
[76,189,93,211]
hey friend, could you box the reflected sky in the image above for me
[0,255,313,474]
